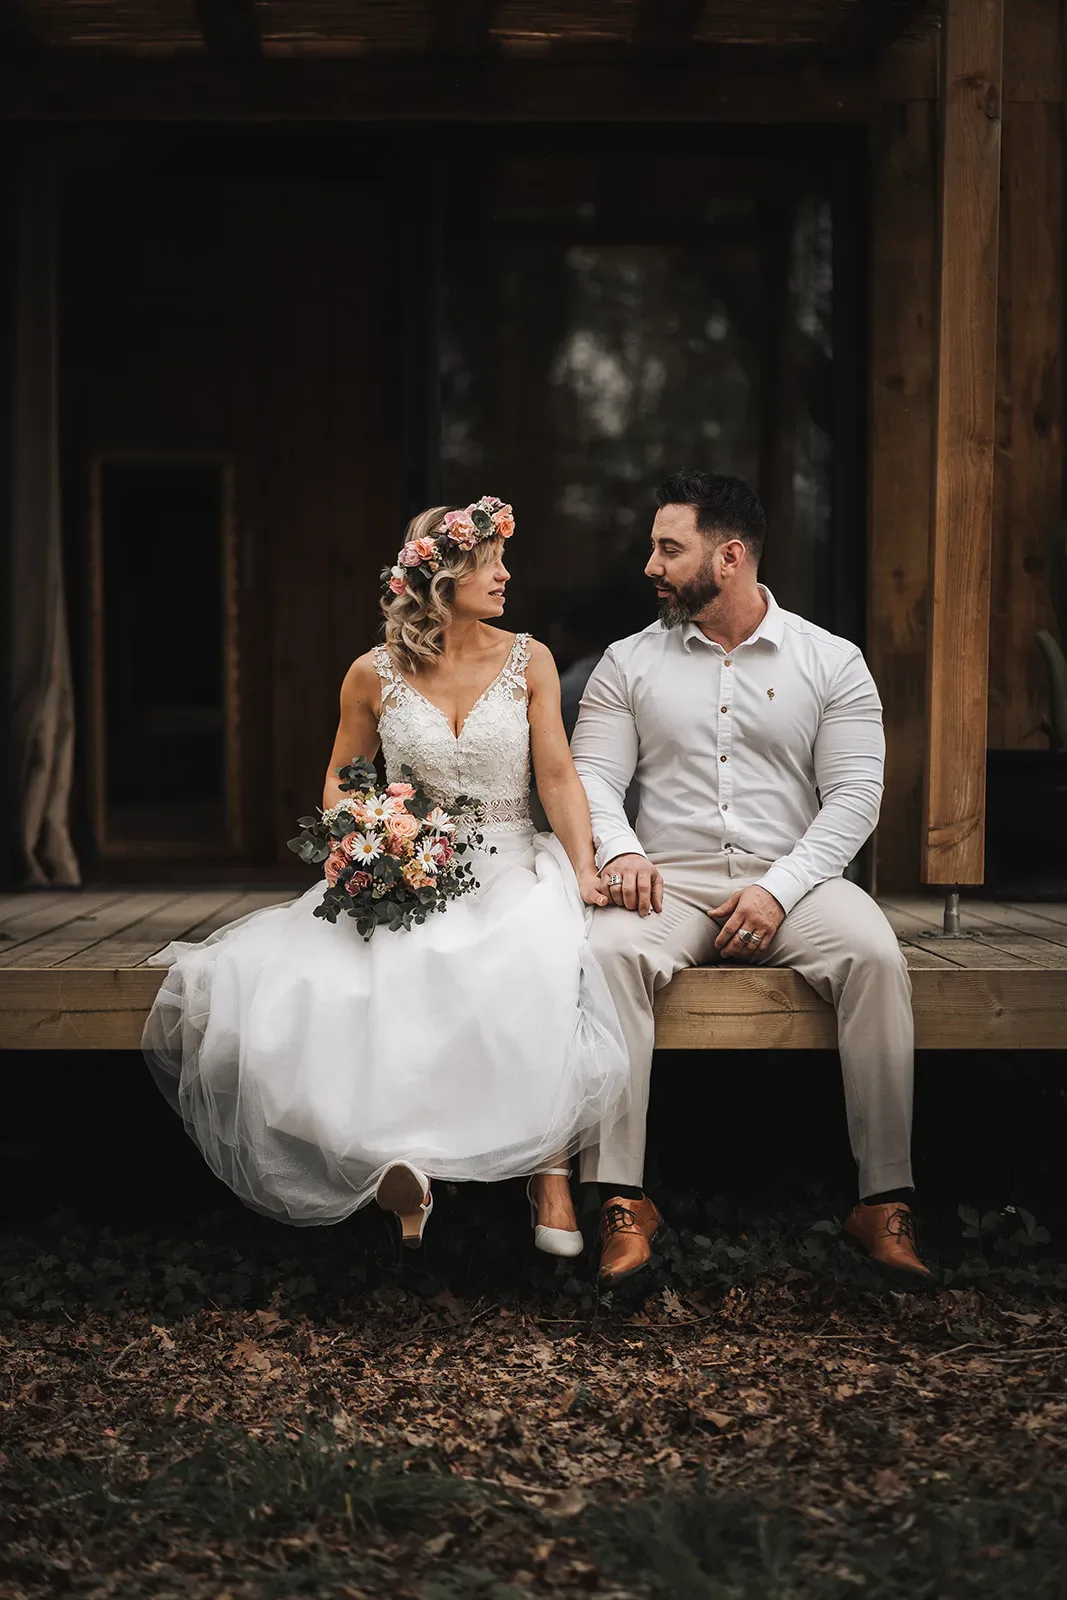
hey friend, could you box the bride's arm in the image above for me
[322,655,382,810]
[526,642,609,908]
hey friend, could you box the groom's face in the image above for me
[646,504,721,628]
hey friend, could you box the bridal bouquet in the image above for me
[287,757,489,939]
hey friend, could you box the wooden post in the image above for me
[921,0,1004,885]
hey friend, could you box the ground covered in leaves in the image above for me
[3,1189,1067,1599]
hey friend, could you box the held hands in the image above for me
[577,867,611,908]
[599,854,664,917]
[708,886,785,961]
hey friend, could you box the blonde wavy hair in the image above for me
[380,505,502,675]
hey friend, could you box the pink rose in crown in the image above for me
[385,810,420,843]
[398,543,423,567]
[442,510,478,549]
[386,781,416,799]
[413,536,438,561]
[346,870,372,895]
[388,572,408,596]
[324,849,347,887]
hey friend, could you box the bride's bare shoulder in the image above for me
[340,650,384,704]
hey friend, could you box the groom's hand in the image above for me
[709,887,785,961]
[600,854,664,917]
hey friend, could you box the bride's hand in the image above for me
[577,868,610,908]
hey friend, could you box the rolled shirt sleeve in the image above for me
[756,649,885,915]
[570,648,646,871]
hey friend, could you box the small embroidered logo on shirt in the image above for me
[767,688,775,700]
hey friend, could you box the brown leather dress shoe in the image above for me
[845,1201,935,1280]
[597,1194,663,1286]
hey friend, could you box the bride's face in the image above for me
[453,541,510,621]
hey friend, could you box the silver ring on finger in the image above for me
[748,932,763,948]
[738,929,754,945]
[607,874,623,887]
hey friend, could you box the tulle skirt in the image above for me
[142,830,629,1225]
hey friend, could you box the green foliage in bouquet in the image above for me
[287,757,490,940]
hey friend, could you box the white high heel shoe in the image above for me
[527,1167,584,1258]
[375,1160,433,1249]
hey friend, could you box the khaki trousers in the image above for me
[580,850,914,1199]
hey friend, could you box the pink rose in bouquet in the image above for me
[386,781,416,799]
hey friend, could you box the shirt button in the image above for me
[724,659,732,667]
[721,803,730,811]
[720,754,728,763]
[720,705,728,714]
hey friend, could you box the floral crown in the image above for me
[382,496,515,598]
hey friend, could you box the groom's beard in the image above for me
[657,562,722,628]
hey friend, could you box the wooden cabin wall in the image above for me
[869,0,1065,894]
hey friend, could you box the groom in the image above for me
[570,472,932,1287]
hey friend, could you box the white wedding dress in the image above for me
[143,634,629,1225]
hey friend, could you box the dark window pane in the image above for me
[98,460,227,843]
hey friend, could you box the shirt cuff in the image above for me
[594,830,646,873]
[755,863,808,917]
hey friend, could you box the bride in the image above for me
[143,497,629,1256]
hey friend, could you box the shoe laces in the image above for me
[602,1202,637,1239]
[885,1207,917,1243]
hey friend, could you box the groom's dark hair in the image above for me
[655,472,767,564]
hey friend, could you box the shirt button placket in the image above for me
[718,654,734,847]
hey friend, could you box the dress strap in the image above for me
[501,632,532,696]
[372,644,404,703]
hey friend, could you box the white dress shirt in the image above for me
[570,586,884,915]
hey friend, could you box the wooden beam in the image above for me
[427,0,500,58]
[0,54,888,123]
[823,0,935,63]
[632,0,706,59]
[194,0,262,62]
[2,959,1065,1049]
[867,100,938,893]
[0,0,46,55]
[921,0,1004,885]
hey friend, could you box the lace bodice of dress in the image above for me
[372,635,533,831]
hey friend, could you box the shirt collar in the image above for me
[681,585,784,653]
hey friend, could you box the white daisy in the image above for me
[425,806,455,834]
[353,831,383,861]
[363,796,401,825]
[413,846,438,875]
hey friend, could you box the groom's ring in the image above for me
[607,874,624,887]
[739,929,761,946]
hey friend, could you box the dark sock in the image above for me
[598,1183,644,1205]
[862,1187,914,1206]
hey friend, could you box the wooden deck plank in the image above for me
[61,892,249,969]
[0,892,156,963]
[0,892,185,970]
[0,892,1065,1051]
[1007,901,1067,930]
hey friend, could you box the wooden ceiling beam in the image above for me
[632,0,706,59]
[194,0,262,62]
[823,0,935,63]
[427,0,501,58]
[0,0,47,56]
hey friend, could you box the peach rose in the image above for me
[413,536,438,561]
[495,507,515,538]
[384,809,420,843]
[402,860,432,890]
[324,850,346,887]
[386,781,416,799]
[339,831,363,858]
[388,572,408,596]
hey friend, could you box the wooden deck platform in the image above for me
[0,891,1064,1051]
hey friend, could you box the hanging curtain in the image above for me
[10,134,80,886]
